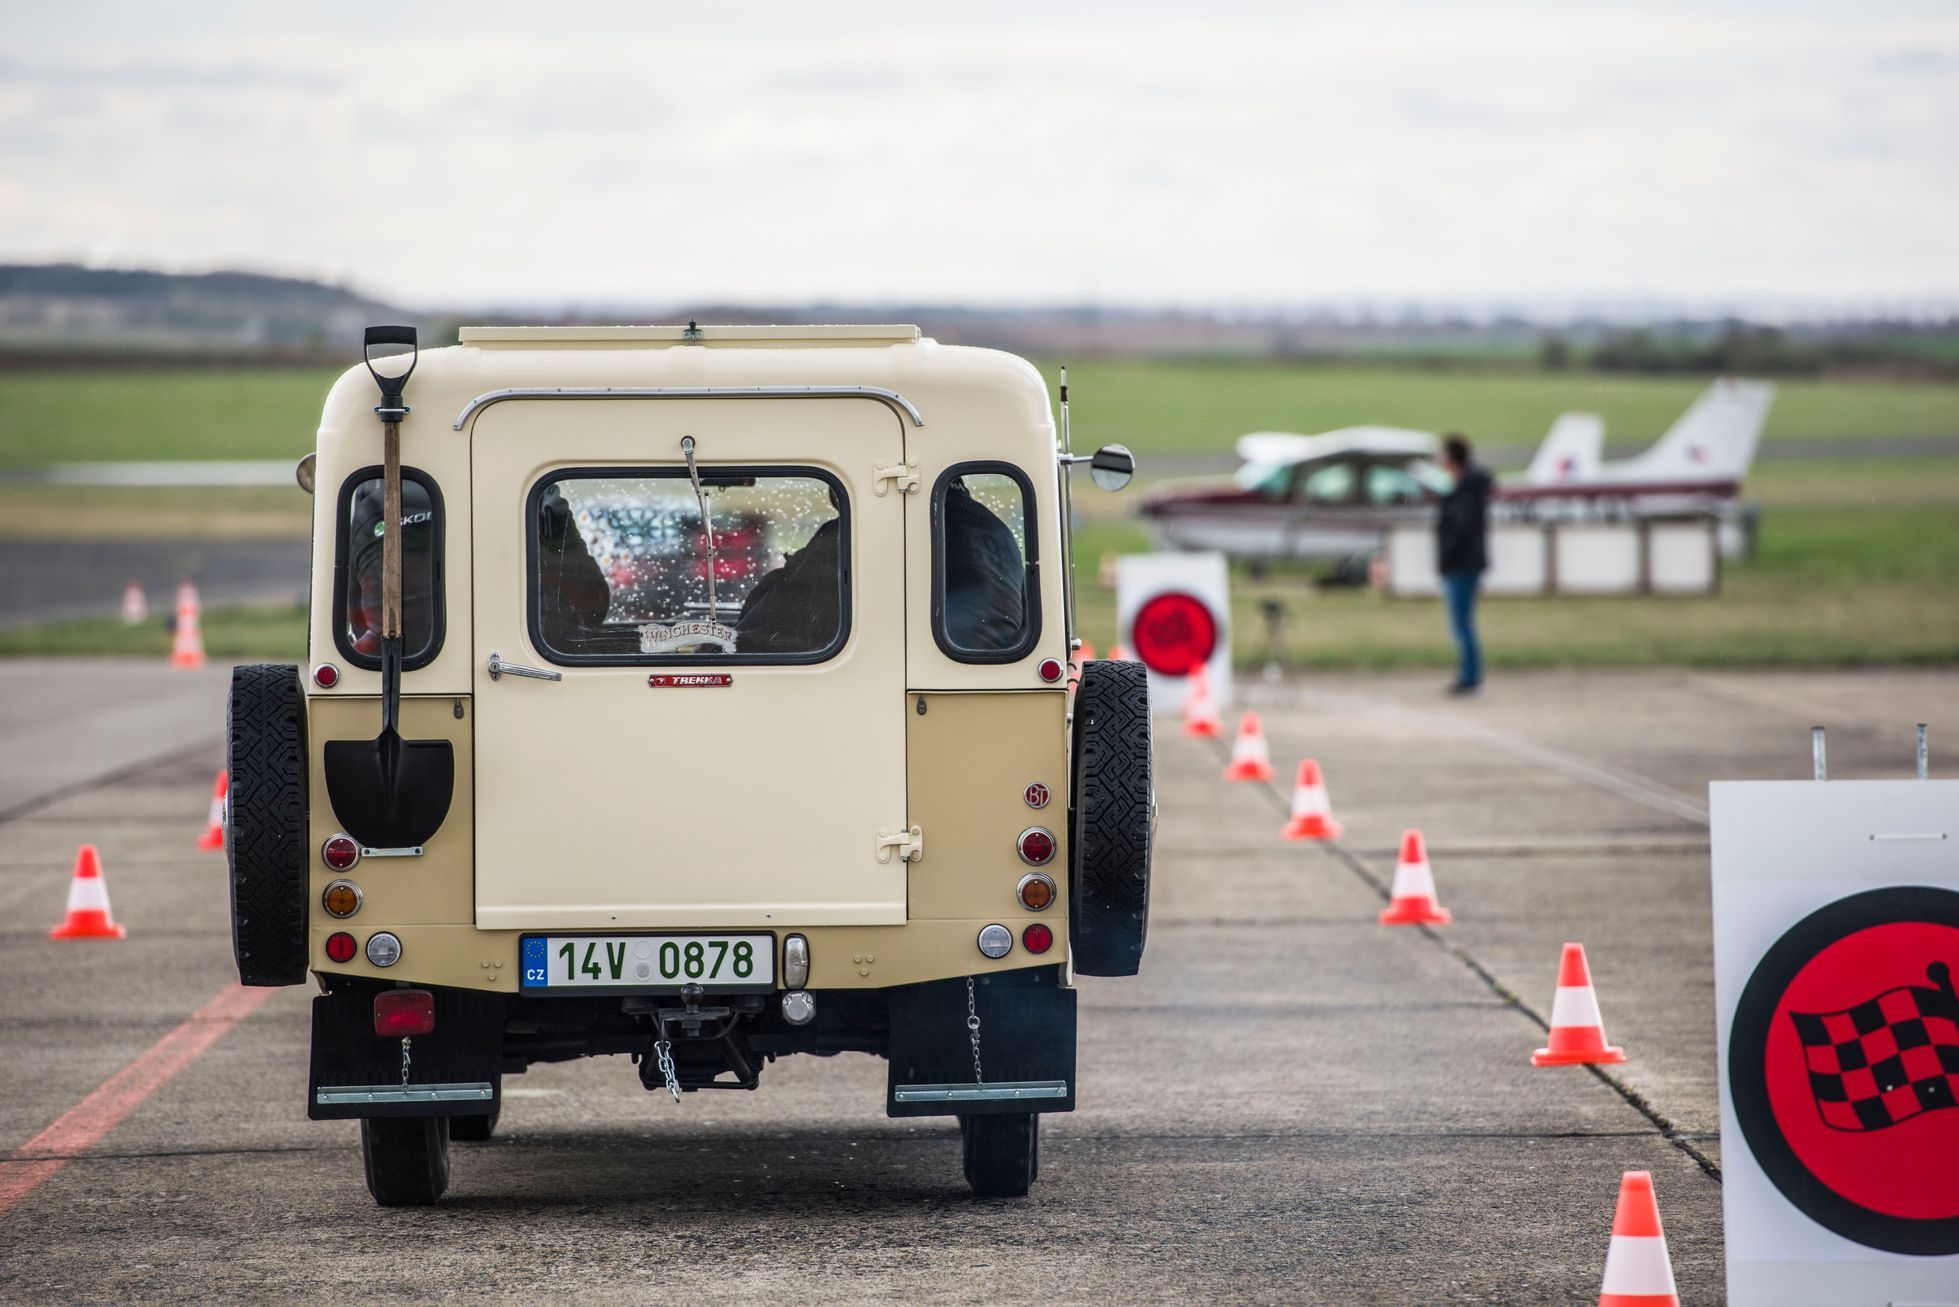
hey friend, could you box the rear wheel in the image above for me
[226,664,309,986]
[1070,659,1154,977]
[961,1112,1039,1198]
[448,1106,499,1142]
[361,1117,450,1206]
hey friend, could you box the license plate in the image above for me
[519,934,774,992]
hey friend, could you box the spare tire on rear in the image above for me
[227,663,309,986]
[1069,659,1154,977]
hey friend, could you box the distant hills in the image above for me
[0,264,405,357]
[2,263,1953,375]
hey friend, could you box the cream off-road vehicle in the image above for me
[225,324,1154,1205]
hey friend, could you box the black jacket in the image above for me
[1436,465,1492,575]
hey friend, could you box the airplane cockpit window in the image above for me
[1365,464,1427,505]
[1298,462,1357,503]
[1237,462,1294,498]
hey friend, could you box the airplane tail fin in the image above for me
[1523,412,1605,484]
[1614,379,1774,484]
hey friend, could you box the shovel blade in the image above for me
[323,731,455,849]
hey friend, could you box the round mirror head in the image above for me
[295,452,318,494]
[1089,443,1135,492]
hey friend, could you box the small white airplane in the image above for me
[1518,378,1774,490]
[1139,379,1775,563]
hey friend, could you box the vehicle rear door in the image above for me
[469,396,909,930]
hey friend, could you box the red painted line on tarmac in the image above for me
[0,982,277,1218]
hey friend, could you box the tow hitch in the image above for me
[627,984,764,1098]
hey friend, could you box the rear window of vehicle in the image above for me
[931,463,1039,663]
[333,466,444,670]
[528,467,849,664]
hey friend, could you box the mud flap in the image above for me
[309,986,506,1121]
[885,966,1076,1118]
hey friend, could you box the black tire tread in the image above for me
[226,664,309,987]
[1071,659,1154,977]
[361,1117,451,1206]
[961,1112,1037,1198]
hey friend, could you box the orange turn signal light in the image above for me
[1018,872,1056,911]
[322,880,362,918]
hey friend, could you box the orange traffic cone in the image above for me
[1379,829,1452,925]
[171,580,206,669]
[197,770,228,851]
[1223,712,1274,782]
[1110,642,1132,662]
[1281,759,1344,840]
[1183,666,1222,739]
[120,579,148,625]
[1076,640,1097,663]
[1533,943,1626,1066]
[1598,1171,1678,1306]
[49,845,127,940]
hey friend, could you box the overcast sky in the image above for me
[2,1,1955,311]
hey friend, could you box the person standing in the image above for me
[1436,434,1491,695]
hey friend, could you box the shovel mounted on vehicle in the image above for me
[322,326,455,849]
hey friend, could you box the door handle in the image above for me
[487,652,561,682]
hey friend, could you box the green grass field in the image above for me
[0,361,1954,665]
[3,361,1956,467]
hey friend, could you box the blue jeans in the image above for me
[1441,571,1482,687]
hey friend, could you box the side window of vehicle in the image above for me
[332,467,444,670]
[933,463,1039,663]
[1298,461,1357,504]
[528,468,849,665]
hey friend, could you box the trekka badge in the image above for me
[1727,886,1959,1255]
[636,621,738,654]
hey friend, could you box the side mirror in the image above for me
[1085,443,1135,492]
[295,452,317,494]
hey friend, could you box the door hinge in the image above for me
[873,462,920,496]
[876,825,923,863]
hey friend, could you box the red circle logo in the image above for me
[1024,782,1050,809]
[1730,886,1959,1254]
[1130,591,1218,677]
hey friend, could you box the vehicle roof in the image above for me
[1233,427,1440,467]
[315,326,1054,450]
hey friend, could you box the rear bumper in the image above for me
[307,967,1076,1120]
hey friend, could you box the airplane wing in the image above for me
[1599,379,1775,485]
[1522,412,1605,484]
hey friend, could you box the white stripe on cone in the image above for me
[1230,731,1270,770]
[67,874,111,914]
[1290,781,1328,820]
[1388,859,1437,901]
[1549,984,1605,1031]
[1599,1234,1677,1297]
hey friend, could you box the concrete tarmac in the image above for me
[0,661,1951,1302]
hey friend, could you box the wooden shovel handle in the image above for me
[382,420,403,641]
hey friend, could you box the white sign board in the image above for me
[1710,779,1959,1306]
[1114,552,1232,716]
[1386,523,1548,597]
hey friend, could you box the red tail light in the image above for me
[322,835,360,871]
[1018,827,1056,866]
[1022,923,1054,954]
[325,931,357,964]
[374,989,435,1037]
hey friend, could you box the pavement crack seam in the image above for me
[1196,732,1724,1184]
[0,739,223,827]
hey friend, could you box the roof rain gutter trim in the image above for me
[452,386,925,430]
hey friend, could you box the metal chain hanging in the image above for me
[966,977,984,1085]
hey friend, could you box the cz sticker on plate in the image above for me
[520,934,774,992]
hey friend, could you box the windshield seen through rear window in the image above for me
[529,468,848,664]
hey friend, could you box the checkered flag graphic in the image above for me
[1791,961,1959,1132]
